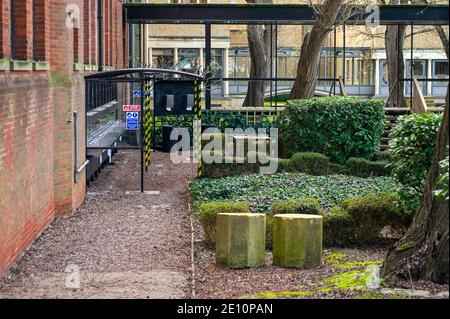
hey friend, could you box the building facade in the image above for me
[143,0,448,105]
[0,0,127,276]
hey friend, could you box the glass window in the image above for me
[152,48,174,69]
[434,60,449,78]
[178,48,200,73]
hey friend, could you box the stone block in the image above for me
[216,213,266,268]
[273,214,322,269]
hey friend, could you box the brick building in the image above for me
[0,0,127,276]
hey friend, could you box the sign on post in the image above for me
[126,111,139,130]
[123,104,141,112]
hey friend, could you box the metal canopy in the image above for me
[124,4,449,25]
[84,68,204,80]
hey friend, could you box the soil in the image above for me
[0,150,448,299]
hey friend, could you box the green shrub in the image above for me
[376,150,391,161]
[345,157,391,177]
[271,198,321,215]
[328,162,347,174]
[389,113,442,212]
[322,208,356,246]
[196,202,250,245]
[290,152,330,175]
[279,96,385,164]
[323,193,410,246]
[435,151,449,201]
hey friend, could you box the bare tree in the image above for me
[289,0,346,99]
[242,0,275,107]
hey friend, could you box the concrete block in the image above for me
[273,214,322,269]
[216,213,266,268]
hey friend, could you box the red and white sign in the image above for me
[122,104,141,112]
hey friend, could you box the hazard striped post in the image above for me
[193,79,202,177]
[144,80,153,170]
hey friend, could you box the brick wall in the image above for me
[0,0,126,277]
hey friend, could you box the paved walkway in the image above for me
[0,151,196,298]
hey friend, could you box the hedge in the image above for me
[345,157,391,177]
[271,198,321,215]
[202,152,390,178]
[323,193,409,246]
[196,202,250,245]
[279,96,385,164]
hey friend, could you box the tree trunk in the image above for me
[243,0,273,107]
[385,25,406,107]
[289,0,344,99]
[382,85,449,284]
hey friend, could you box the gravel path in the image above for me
[0,150,196,299]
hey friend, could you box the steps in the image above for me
[380,104,445,151]
[381,107,411,151]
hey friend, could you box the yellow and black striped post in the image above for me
[144,80,153,170]
[193,79,202,177]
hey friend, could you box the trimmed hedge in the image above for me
[195,193,409,247]
[267,198,321,249]
[271,198,321,215]
[323,193,409,246]
[196,202,250,245]
[345,157,391,177]
[279,96,385,164]
[290,152,330,175]
[202,152,390,178]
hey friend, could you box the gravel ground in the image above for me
[0,150,196,299]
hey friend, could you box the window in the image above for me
[434,60,449,78]
[11,0,33,61]
[178,48,200,73]
[152,48,174,69]
[33,0,48,62]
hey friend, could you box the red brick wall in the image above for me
[0,1,11,59]
[33,0,49,61]
[0,0,126,277]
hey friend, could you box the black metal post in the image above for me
[138,23,142,66]
[396,25,400,107]
[205,22,212,110]
[275,23,278,110]
[333,27,337,95]
[342,23,346,86]
[140,73,145,193]
[152,76,156,151]
[97,0,103,71]
[270,24,273,108]
[410,22,413,102]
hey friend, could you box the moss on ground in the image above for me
[334,260,383,269]
[323,252,346,264]
[322,270,370,290]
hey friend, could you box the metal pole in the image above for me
[342,23,346,86]
[396,25,400,107]
[270,23,273,108]
[138,23,142,67]
[333,27,337,95]
[97,0,103,71]
[410,22,413,104]
[205,22,212,110]
[140,73,145,193]
[275,23,278,110]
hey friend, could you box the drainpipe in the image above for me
[97,0,103,71]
